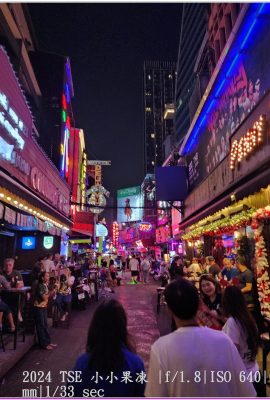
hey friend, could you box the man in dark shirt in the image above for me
[235,256,254,307]
[2,258,24,288]
[208,256,221,278]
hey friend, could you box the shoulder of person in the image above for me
[74,352,91,370]
[122,348,145,370]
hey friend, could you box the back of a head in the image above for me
[222,285,247,317]
[164,279,199,320]
[87,299,131,372]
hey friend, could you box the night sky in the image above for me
[28,3,182,198]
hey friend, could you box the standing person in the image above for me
[70,299,145,397]
[42,254,55,276]
[235,256,254,308]
[145,279,256,397]
[222,285,266,396]
[109,260,117,287]
[141,255,150,284]
[34,271,57,350]
[129,254,140,284]
[207,256,221,278]
[2,258,24,288]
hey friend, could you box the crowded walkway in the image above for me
[0,272,160,397]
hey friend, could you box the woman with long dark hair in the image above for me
[71,299,145,397]
[199,274,222,317]
[222,285,265,396]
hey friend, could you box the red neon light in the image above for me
[62,94,67,110]
[66,116,71,130]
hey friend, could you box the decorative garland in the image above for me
[254,225,270,318]
[252,205,270,221]
[182,208,256,240]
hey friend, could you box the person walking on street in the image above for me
[129,254,140,284]
[141,255,150,284]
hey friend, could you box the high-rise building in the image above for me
[174,4,209,145]
[143,61,176,174]
[30,51,75,179]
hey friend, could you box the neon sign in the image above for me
[138,222,152,232]
[43,236,54,250]
[0,91,26,149]
[112,221,119,247]
[230,115,266,170]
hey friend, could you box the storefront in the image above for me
[0,45,71,267]
[178,5,270,317]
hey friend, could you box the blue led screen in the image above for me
[22,236,36,250]
[185,4,270,190]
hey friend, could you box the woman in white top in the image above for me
[222,285,265,396]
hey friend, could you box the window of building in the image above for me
[151,133,155,139]
[145,107,152,112]
[151,161,155,166]
[148,75,151,80]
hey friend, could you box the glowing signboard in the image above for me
[230,114,266,170]
[138,222,152,232]
[22,236,36,250]
[43,236,54,250]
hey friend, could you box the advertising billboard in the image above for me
[186,8,270,190]
[117,186,143,223]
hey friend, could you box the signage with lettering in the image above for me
[0,46,70,217]
[96,223,108,237]
[22,236,36,250]
[43,236,54,250]
[230,115,266,170]
[88,160,111,166]
[138,222,152,232]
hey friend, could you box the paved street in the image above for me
[0,275,165,397]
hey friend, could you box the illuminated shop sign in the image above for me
[138,222,152,232]
[22,236,36,250]
[230,115,266,170]
[96,223,108,237]
[30,167,69,215]
[0,92,26,149]
[43,236,54,250]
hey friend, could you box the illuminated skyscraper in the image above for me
[143,61,176,174]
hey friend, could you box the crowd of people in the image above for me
[0,249,267,397]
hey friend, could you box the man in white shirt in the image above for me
[145,279,256,397]
[42,253,55,274]
[129,254,139,284]
[141,255,150,284]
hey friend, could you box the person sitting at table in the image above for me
[219,257,239,282]
[197,274,224,330]
[1,258,24,288]
[0,275,15,332]
[55,274,72,322]
[188,257,203,279]
[34,271,57,350]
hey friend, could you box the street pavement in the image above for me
[0,273,164,397]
